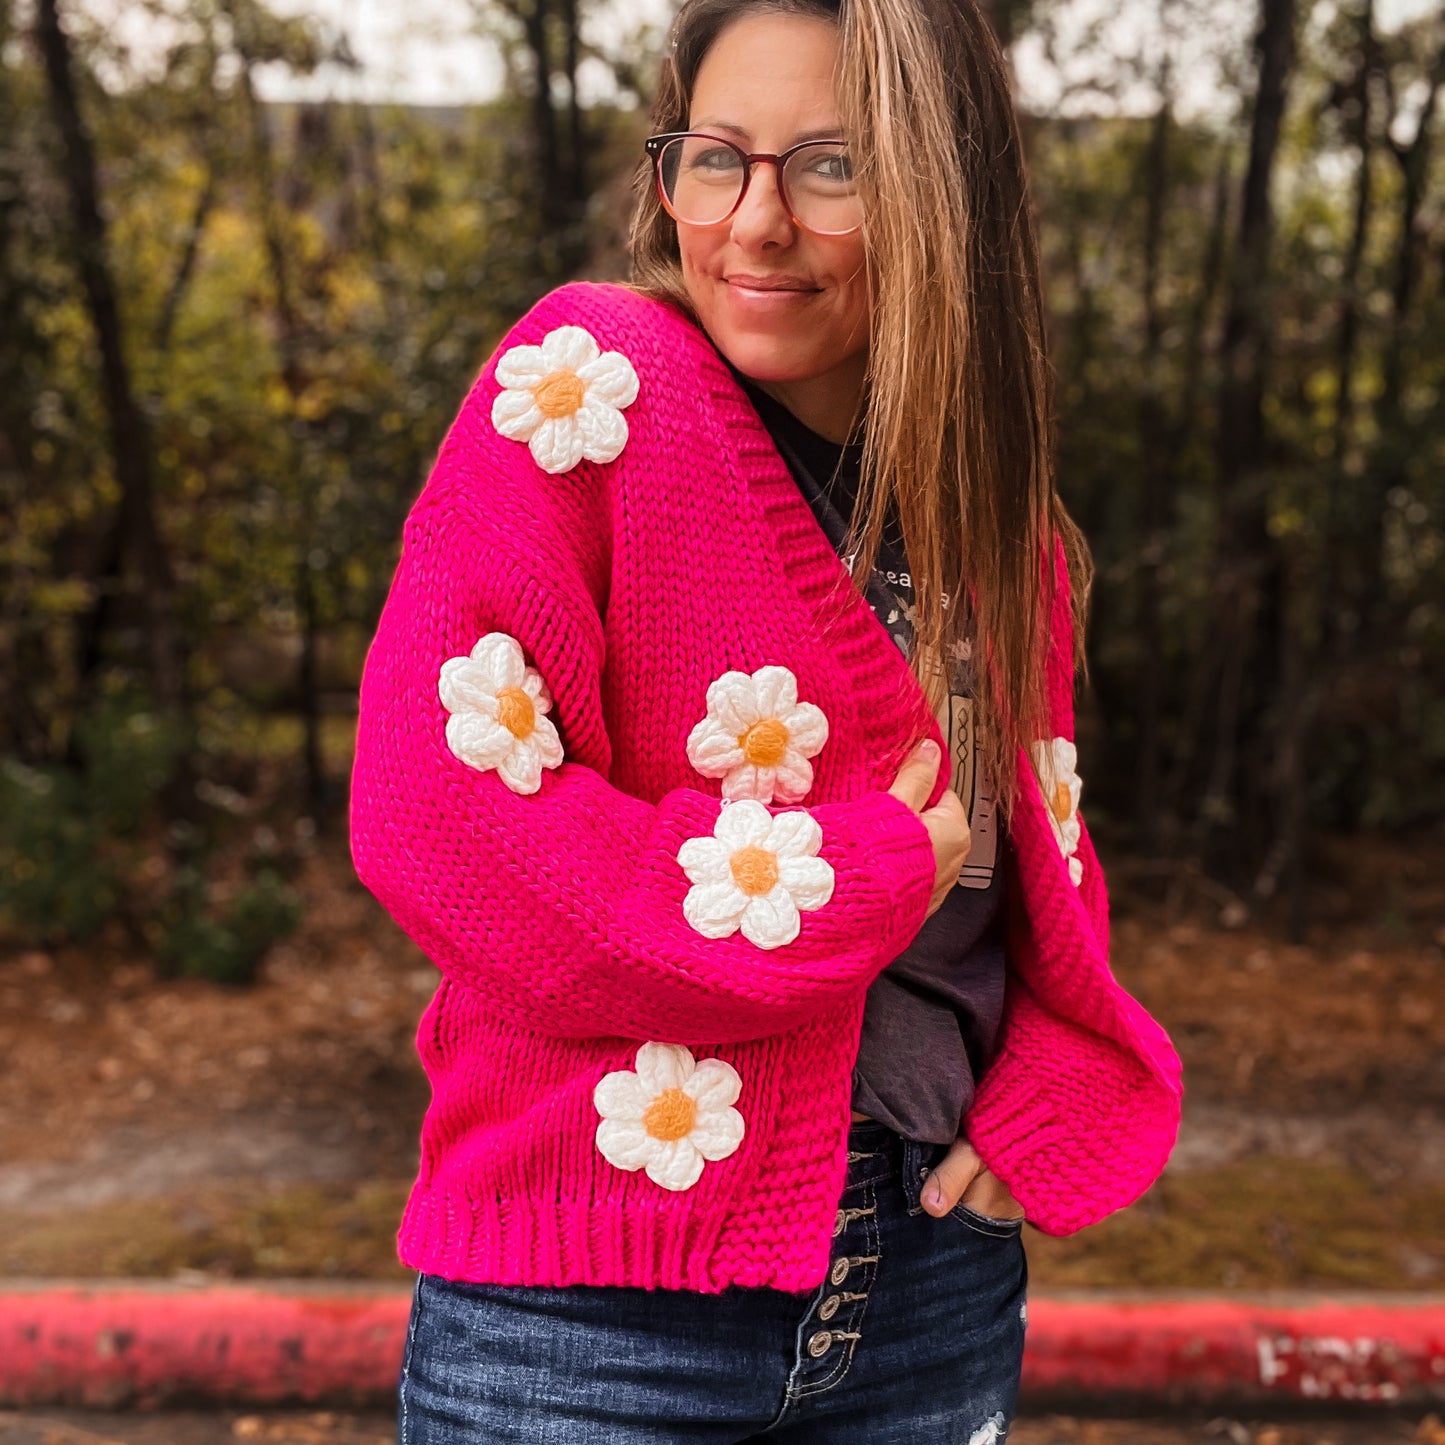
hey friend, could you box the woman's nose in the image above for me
[729,161,796,250]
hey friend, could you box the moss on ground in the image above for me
[2,1160,1441,1289]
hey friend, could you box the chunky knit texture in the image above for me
[349,280,1183,1295]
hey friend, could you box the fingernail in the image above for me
[919,740,940,762]
[924,1181,944,1210]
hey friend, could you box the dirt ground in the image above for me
[0,825,1441,1289]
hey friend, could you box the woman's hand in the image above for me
[920,1137,1026,1222]
[888,739,972,918]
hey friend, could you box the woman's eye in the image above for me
[810,153,854,183]
[688,148,743,173]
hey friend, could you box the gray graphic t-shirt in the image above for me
[738,376,1007,1145]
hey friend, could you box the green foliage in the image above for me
[154,860,302,986]
[0,684,300,982]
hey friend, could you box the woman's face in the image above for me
[677,12,870,435]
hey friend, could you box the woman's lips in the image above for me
[722,276,820,307]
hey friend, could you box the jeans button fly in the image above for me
[807,1330,833,1358]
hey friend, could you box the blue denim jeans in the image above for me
[397,1119,1028,1443]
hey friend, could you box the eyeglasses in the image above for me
[644,132,862,236]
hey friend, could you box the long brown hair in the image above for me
[629,0,1091,808]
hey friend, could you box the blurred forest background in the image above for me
[0,0,1442,1288]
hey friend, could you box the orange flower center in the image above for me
[496,686,536,739]
[643,1087,698,1142]
[532,370,587,419]
[740,717,789,768]
[1050,781,1073,823]
[730,844,780,897]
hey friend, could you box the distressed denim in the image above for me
[397,1118,1028,1444]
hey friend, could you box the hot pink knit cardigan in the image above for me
[350,280,1182,1294]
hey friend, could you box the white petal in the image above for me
[765,808,823,860]
[704,672,762,733]
[495,739,544,794]
[721,763,771,803]
[751,665,798,718]
[682,1057,742,1111]
[576,351,640,407]
[676,836,732,885]
[779,702,828,756]
[635,1041,694,1095]
[643,1137,706,1192]
[438,656,497,715]
[1052,738,1078,778]
[682,880,750,938]
[593,1070,650,1122]
[686,718,746,777]
[495,344,549,389]
[595,1117,651,1170]
[528,416,586,475]
[739,889,801,949]
[689,1105,745,1161]
[777,854,835,911]
[770,755,814,804]
[520,668,549,704]
[713,798,772,850]
[574,401,629,464]
[540,325,600,373]
[529,714,565,770]
[491,387,543,440]
[1068,855,1084,887]
[445,713,515,772]
[469,633,526,691]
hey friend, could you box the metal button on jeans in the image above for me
[807,1330,833,1358]
[818,1295,841,1321]
[829,1258,850,1286]
[833,1209,846,1238]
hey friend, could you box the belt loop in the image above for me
[901,1136,928,1210]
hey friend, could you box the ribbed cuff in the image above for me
[817,789,936,967]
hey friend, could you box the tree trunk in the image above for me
[35,0,182,717]
[228,2,329,821]
[1197,0,1296,863]
[559,0,585,211]
[1361,33,1445,626]
[1133,64,1173,850]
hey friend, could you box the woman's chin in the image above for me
[704,324,823,385]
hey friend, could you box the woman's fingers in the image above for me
[921,1138,1026,1221]
[920,1137,985,1215]
[887,738,941,814]
[888,739,973,918]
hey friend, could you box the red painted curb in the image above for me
[1021,1295,1445,1408]
[1,1284,1441,1409]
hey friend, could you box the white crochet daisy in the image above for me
[685,665,828,805]
[490,324,640,474]
[677,799,835,950]
[593,1042,745,1192]
[1032,736,1083,886]
[438,632,564,794]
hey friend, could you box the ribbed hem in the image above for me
[397,1184,832,1296]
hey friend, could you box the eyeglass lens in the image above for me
[656,136,861,234]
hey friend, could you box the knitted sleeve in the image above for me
[348,356,936,1048]
[962,540,1184,1235]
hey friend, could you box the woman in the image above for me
[350,0,1182,1438]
